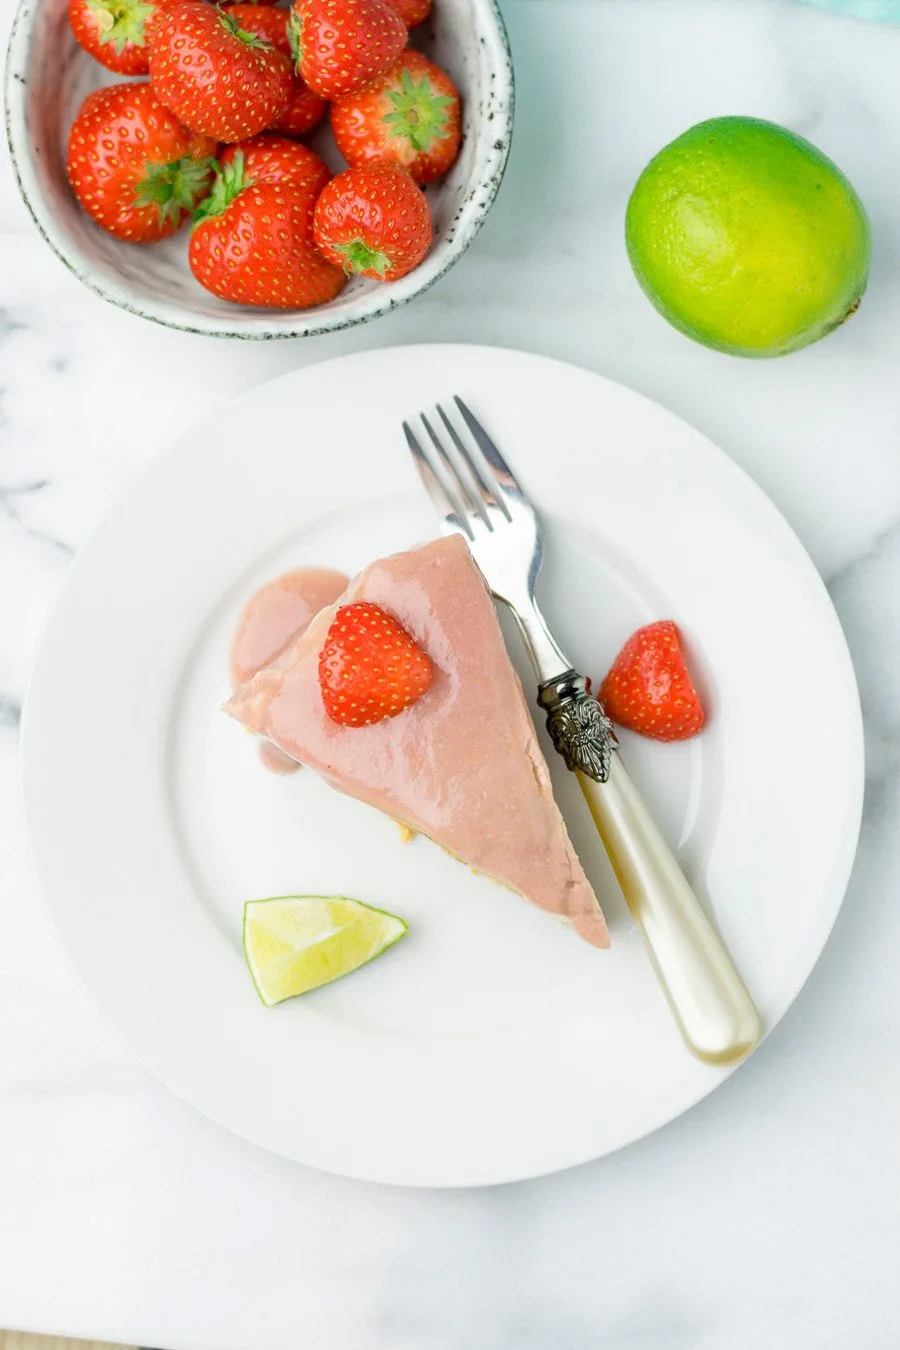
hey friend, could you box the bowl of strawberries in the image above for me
[5,0,512,335]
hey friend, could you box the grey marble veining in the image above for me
[1,1,899,1347]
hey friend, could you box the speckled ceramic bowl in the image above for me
[5,0,513,337]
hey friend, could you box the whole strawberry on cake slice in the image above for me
[226,537,610,949]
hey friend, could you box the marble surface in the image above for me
[2,0,899,1345]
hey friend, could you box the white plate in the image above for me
[21,345,864,1187]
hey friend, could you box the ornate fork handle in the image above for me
[538,662,760,1065]
[538,671,618,782]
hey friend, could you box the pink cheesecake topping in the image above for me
[226,536,609,949]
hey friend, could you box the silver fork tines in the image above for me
[403,397,553,647]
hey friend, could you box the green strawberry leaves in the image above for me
[381,66,454,154]
[86,0,155,54]
[192,153,256,223]
[288,8,304,68]
[216,5,273,49]
[134,155,217,228]
[330,239,392,278]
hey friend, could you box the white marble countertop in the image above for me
[2,0,899,1345]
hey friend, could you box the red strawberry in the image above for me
[66,82,216,242]
[148,0,292,142]
[385,0,432,27]
[222,5,326,137]
[599,621,706,742]
[313,163,431,281]
[219,134,331,190]
[189,153,345,308]
[331,50,460,185]
[319,602,435,727]
[68,0,183,74]
[288,0,407,100]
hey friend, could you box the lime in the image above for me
[243,895,407,1006]
[625,116,871,357]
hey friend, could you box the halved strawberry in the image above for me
[331,49,461,185]
[318,601,435,726]
[66,82,216,242]
[599,620,706,742]
[289,0,407,101]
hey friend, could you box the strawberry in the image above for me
[66,82,216,243]
[189,152,345,307]
[318,602,434,727]
[331,49,460,185]
[219,134,331,190]
[313,163,431,280]
[148,0,292,142]
[385,0,432,27]
[68,0,183,74]
[288,0,407,100]
[599,621,706,742]
[222,5,326,137]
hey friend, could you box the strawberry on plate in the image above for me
[66,82,216,242]
[319,602,435,726]
[289,0,407,100]
[67,0,181,75]
[148,0,292,142]
[385,0,432,27]
[219,134,331,190]
[222,5,326,137]
[599,620,706,742]
[331,49,460,185]
[313,163,432,281]
[190,153,345,308]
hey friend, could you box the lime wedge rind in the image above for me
[242,895,408,1007]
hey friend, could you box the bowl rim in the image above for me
[4,0,514,339]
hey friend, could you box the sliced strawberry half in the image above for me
[318,601,435,726]
[599,620,706,742]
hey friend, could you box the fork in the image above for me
[404,396,761,1066]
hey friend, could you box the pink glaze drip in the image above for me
[258,740,304,774]
[230,567,348,774]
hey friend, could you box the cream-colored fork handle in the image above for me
[579,757,761,1065]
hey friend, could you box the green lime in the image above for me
[625,116,871,357]
[243,895,407,1006]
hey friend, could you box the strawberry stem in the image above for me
[288,8,304,69]
[381,67,454,154]
[216,5,273,48]
[133,155,217,227]
[192,153,250,222]
[85,0,155,54]
[331,240,392,278]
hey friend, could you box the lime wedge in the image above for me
[242,895,408,1006]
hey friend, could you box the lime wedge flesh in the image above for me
[243,895,408,1006]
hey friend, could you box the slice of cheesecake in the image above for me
[225,536,609,949]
